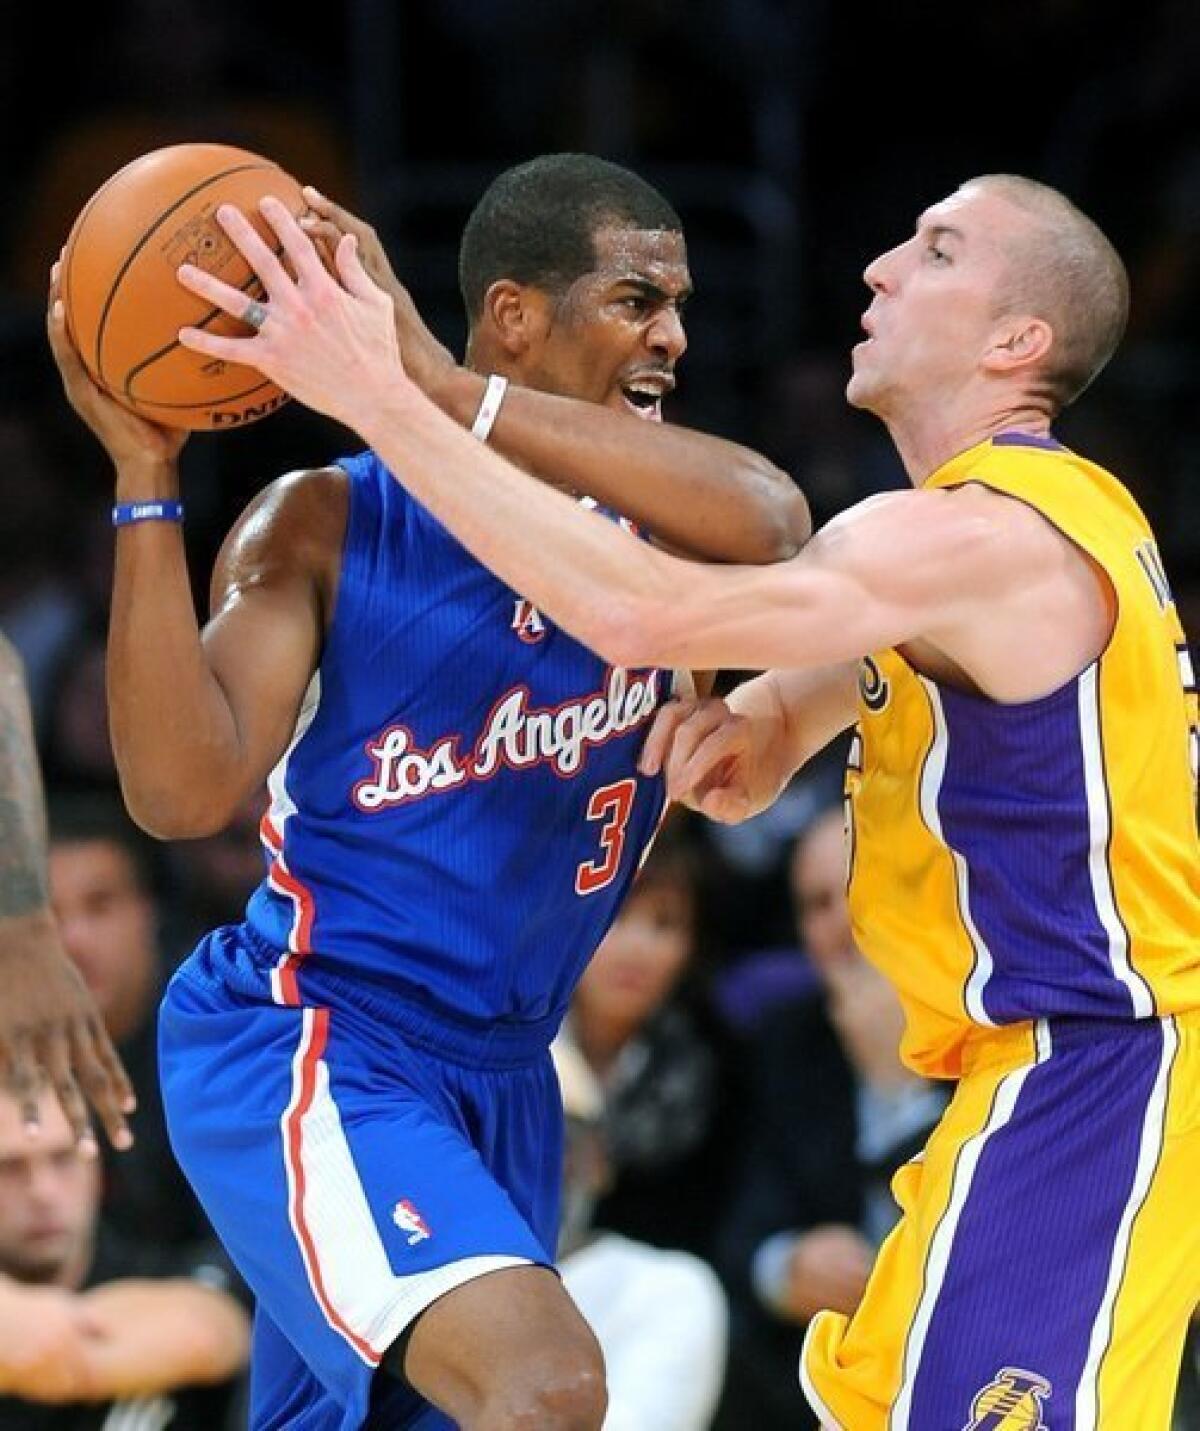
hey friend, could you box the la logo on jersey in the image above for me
[859,656,890,713]
[392,1198,432,1246]
[962,1367,1050,1430]
[512,598,548,644]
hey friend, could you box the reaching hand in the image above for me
[639,696,768,822]
[176,197,408,436]
[0,912,135,1155]
[298,186,457,396]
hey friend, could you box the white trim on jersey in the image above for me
[280,1008,529,1365]
[1077,664,1156,1019]
[1074,1016,1179,1427]
[917,678,996,1027]
[263,674,322,1003]
[888,1019,1053,1430]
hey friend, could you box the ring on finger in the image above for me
[241,298,269,331]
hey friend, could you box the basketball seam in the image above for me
[89,161,281,386]
[123,272,284,410]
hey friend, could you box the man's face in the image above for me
[0,1094,96,1285]
[789,812,856,980]
[521,225,691,421]
[49,838,157,1041]
[847,182,1029,418]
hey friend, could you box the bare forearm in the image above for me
[730,665,858,783]
[79,1280,250,1396]
[432,369,809,562]
[0,634,49,917]
[107,469,244,836]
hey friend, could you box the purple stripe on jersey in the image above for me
[933,676,1135,1023]
[906,1017,1169,1427]
[992,429,1066,450]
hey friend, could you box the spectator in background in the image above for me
[561,816,745,1259]
[161,788,270,967]
[46,790,213,1250]
[0,1084,249,1428]
[552,1035,728,1431]
[713,805,948,1431]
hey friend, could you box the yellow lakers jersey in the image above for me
[846,431,1200,1079]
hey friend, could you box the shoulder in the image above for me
[210,465,350,616]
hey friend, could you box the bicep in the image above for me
[634,489,1007,672]
[198,470,340,800]
[200,584,322,794]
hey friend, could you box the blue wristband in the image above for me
[112,500,184,527]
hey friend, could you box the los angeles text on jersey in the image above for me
[352,666,662,810]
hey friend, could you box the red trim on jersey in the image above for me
[261,810,316,1006]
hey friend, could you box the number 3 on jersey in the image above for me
[576,779,637,895]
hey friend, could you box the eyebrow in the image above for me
[916,219,965,245]
[614,276,693,305]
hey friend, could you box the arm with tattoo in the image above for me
[0,635,135,1151]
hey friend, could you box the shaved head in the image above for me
[965,174,1129,410]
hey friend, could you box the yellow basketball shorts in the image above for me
[800,1012,1200,1429]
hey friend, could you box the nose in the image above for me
[646,306,687,363]
[862,241,901,295]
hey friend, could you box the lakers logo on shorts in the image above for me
[859,656,890,712]
[962,1367,1051,1430]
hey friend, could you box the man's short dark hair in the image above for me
[458,153,683,324]
[46,786,161,897]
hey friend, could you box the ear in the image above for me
[982,315,1054,375]
[480,279,553,359]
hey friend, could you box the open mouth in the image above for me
[621,376,672,422]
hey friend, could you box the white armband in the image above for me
[470,373,509,441]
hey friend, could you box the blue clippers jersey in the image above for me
[244,450,667,1026]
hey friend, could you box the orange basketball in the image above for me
[61,142,306,431]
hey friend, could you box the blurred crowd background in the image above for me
[0,0,1196,1426]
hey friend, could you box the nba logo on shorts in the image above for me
[392,1198,432,1246]
[962,1367,1050,1430]
[512,599,547,644]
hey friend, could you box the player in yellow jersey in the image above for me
[165,170,1198,1429]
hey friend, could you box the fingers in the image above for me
[257,195,330,289]
[39,1030,97,1157]
[639,698,712,776]
[3,1033,44,1137]
[212,201,293,295]
[663,707,743,799]
[70,1015,135,1151]
[302,185,367,237]
[175,259,263,329]
[333,232,380,301]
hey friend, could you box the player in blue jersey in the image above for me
[47,154,809,1430]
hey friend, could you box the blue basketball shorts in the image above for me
[158,923,563,1431]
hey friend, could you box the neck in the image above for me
[884,400,1053,487]
[572,1012,633,1078]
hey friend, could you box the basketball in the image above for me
[60,143,306,431]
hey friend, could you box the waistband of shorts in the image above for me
[198,922,564,1069]
[957,1010,1190,1078]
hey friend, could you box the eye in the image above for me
[621,295,650,314]
[927,243,951,265]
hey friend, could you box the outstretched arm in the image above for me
[0,637,135,1152]
[174,202,1012,676]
